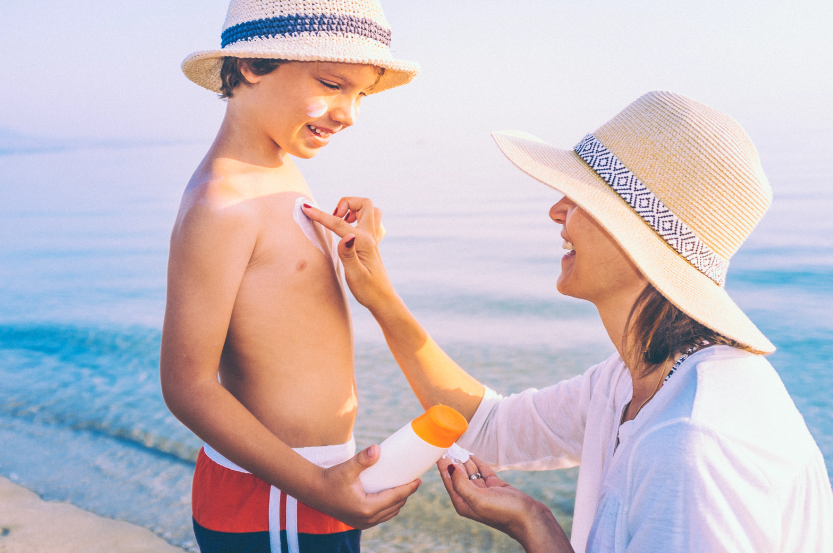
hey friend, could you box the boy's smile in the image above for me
[234,61,382,159]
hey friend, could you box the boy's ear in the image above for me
[238,61,262,85]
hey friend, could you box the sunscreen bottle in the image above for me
[360,404,468,494]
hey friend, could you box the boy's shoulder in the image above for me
[180,158,308,225]
[173,158,327,263]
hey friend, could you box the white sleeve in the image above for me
[456,361,605,471]
[623,423,779,553]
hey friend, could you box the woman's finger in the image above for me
[331,197,377,233]
[374,207,385,244]
[470,456,507,487]
[449,459,490,511]
[336,234,358,262]
[302,204,359,239]
[437,459,482,522]
[463,458,487,489]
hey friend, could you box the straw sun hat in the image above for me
[182,0,420,95]
[493,91,775,353]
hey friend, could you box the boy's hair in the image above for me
[220,57,287,99]
[219,57,387,99]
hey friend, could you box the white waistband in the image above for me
[203,436,357,473]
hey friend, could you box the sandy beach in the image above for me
[0,477,184,553]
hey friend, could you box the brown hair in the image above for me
[219,57,288,99]
[625,284,763,376]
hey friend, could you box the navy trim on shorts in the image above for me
[193,518,270,553]
[193,518,361,553]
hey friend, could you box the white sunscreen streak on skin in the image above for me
[293,197,330,259]
[306,101,327,118]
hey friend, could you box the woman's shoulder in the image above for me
[636,346,822,480]
[583,350,629,388]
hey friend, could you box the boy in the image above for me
[160,1,420,551]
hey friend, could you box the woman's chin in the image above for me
[556,274,571,296]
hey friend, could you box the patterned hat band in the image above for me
[221,13,392,49]
[574,134,729,286]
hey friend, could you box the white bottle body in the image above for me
[359,423,447,494]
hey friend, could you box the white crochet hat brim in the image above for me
[492,130,775,354]
[182,34,419,95]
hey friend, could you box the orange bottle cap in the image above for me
[410,404,468,448]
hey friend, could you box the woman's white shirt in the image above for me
[456,346,833,553]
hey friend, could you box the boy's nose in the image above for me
[330,99,359,128]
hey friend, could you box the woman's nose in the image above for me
[549,197,570,224]
[549,196,578,224]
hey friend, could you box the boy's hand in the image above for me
[315,444,421,529]
[302,198,398,313]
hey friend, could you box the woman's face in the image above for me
[549,196,647,305]
[236,61,380,159]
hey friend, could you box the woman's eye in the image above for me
[319,80,339,90]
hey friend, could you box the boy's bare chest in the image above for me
[230,206,346,332]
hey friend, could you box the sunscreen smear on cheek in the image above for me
[306,100,327,118]
[359,405,468,494]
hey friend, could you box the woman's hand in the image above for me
[437,456,574,553]
[302,198,397,314]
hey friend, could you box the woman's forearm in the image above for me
[515,503,574,553]
[371,293,485,420]
[299,199,486,419]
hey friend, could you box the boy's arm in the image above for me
[303,199,486,420]
[160,196,416,528]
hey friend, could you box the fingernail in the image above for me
[332,207,339,215]
[303,203,312,210]
[447,465,455,477]
[345,237,355,249]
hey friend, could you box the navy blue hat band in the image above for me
[221,14,392,49]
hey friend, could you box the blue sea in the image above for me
[0,129,831,552]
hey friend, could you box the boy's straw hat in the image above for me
[493,91,775,353]
[182,0,419,95]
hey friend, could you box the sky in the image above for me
[1,0,831,159]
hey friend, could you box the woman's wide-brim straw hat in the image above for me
[493,91,775,353]
[182,0,420,95]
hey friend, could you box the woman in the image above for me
[303,91,833,552]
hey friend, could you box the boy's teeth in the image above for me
[309,125,331,138]
[562,240,574,251]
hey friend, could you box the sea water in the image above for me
[0,133,831,552]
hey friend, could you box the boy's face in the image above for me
[238,61,381,159]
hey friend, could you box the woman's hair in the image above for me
[219,57,287,99]
[625,284,763,376]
